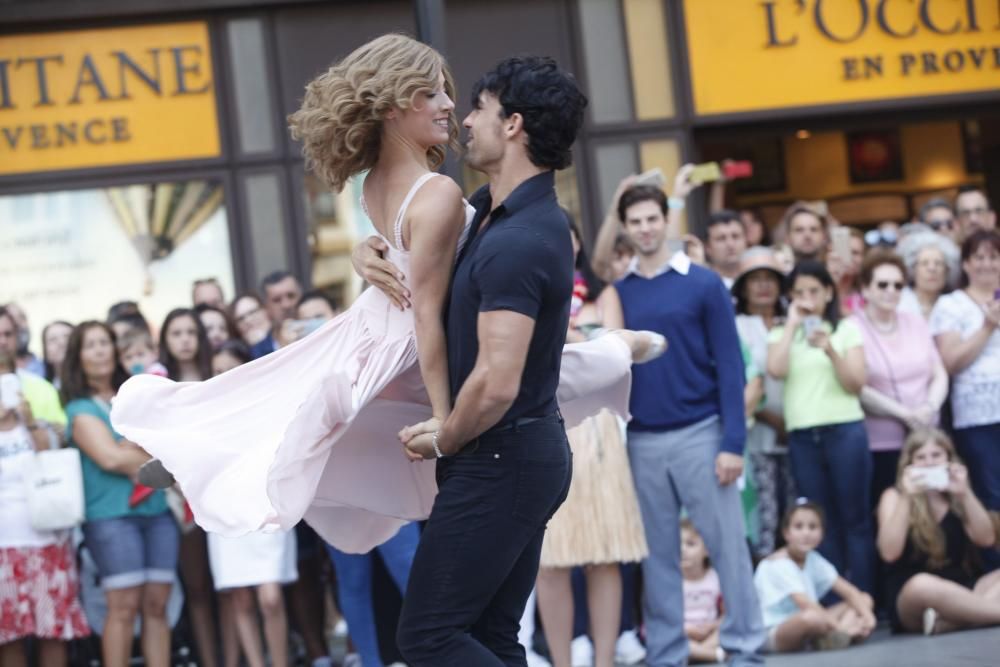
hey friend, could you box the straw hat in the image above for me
[730,246,785,298]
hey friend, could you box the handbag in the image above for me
[24,446,85,531]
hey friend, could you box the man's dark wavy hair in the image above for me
[470,56,588,170]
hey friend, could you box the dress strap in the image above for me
[393,172,439,251]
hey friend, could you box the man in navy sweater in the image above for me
[602,184,764,666]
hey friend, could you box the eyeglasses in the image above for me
[916,257,945,269]
[929,219,954,231]
[958,207,989,219]
[875,280,905,291]
[235,306,262,324]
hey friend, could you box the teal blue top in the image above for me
[66,397,169,521]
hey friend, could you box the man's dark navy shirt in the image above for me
[446,170,574,426]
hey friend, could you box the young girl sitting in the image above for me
[681,520,725,664]
[754,501,875,652]
[878,428,1000,635]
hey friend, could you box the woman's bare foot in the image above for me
[612,330,667,364]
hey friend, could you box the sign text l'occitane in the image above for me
[0,22,220,175]
[684,0,1000,116]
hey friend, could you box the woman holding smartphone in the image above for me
[877,429,1000,635]
[929,230,1000,529]
[767,260,874,595]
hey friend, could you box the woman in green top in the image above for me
[61,321,178,667]
[767,260,874,595]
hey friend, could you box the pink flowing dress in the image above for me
[111,173,632,553]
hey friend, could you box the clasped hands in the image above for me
[398,417,443,461]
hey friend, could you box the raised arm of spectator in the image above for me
[708,166,727,214]
[767,301,804,379]
[876,486,912,562]
[667,164,697,241]
[73,415,151,476]
[591,175,637,283]
[949,462,997,548]
[934,308,999,374]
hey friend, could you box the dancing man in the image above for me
[392,56,587,666]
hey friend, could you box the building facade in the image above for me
[2,0,998,335]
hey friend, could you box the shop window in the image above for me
[0,180,235,344]
[303,172,369,307]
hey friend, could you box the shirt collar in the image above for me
[468,171,555,221]
[625,250,691,279]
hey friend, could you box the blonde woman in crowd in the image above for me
[877,429,1000,634]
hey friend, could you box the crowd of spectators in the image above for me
[2,170,999,667]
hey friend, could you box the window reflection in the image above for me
[0,180,234,346]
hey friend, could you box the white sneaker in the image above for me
[526,649,552,667]
[570,635,594,667]
[341,653,362,667]
[614,629,646,665]
[923,607,938,635]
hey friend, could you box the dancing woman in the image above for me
[111,34,659,555]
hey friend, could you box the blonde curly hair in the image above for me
[288,34,459,192]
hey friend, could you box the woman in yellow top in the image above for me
[767,259,873,596]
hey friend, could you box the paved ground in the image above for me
[764,626,1000,667]
[325,624,1000,666]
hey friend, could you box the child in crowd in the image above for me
[754,501,876,653]
[118,328,168,377]
[681,520,725,664]
[116,328,167,506]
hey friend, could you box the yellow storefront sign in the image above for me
[684,0,1000,116]
[0,21,220,175]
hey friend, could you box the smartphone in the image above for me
[634,167,665,189]
[689,162,722,184]
[723,160,753,180]
[830,226,852,265]
[802,315,821,338]
[0,373,21,410]
[915,465,949,491]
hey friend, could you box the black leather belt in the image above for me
[482,412,560,435]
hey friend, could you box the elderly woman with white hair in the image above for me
[896,231,961,319]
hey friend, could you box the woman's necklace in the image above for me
[866,308,897,334]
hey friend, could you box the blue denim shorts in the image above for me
[83,512,180,590]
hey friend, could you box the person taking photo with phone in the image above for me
[876,428,1000,635]
[767,260,874,596]
[929,231,1000,564]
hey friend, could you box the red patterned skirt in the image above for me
[0,542,91,643]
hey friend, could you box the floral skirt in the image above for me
[0,542,91,643]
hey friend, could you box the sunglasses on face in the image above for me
[929,219,954,231]
[875,281,905,291]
